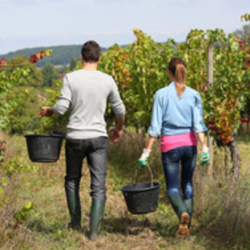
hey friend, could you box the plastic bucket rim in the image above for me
[120,181,161,192]
[24,134,65,138]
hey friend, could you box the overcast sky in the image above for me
[0,0,249,54]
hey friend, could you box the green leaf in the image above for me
[24,201,34,210]
[1,177,7,186]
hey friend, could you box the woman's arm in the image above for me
[138,135,156,167]
[197,132,210,165]
[145,135,156,150]
[197,132,207,147]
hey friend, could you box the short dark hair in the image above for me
[81,41,101,63]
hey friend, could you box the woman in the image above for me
[139,58,210,237]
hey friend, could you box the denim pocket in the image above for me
[91,137,108,151]
[184,146,197,157]
[165,149,178,162]
[66,139,82,152]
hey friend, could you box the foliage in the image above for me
[41,63,59,87]
[241,13,250,22]
[0,50,52,229]
[202,31,250,144]
[99,28,250,145]
[0,66,30,129]
[69,57,77,70]
[232,24,250,45]
[99,34,174,129]
[0,156,38,209]
[2,132,250,249]
[0,51,52,134]
[39,28,250,146]
[5,55,43,87]
[40,79,70,134]
[15,201,34,222]
[0,49,52,129]
[55,65,69,74]
[7,87,44,134]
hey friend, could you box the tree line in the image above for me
[0,45,108,67]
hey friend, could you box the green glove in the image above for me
[138,148,151,168]
[199,146,210,166]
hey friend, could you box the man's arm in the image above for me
[116,116,125,131]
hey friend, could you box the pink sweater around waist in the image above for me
[161,131,197,153]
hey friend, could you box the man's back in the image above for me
[53,69,125,139]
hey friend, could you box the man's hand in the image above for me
[39,107,54,117]
[199,146,210,166]
[138,148,151,168]
[108,127,121,142]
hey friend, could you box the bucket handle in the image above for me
[24,114,40,135]
[24,114,64,136]
[128,164,154,188]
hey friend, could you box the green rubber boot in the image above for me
[65,191,82,231]
[169,194,190,237]
[89,200,105,240]
[169,194,187,218]
[183,199,193,228]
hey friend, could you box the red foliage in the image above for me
[235,38,245,51]
[29,50,50,63]
[0,58,7,68]
[240,118,250,125]
[29,54,39,63]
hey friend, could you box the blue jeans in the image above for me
[65,137,108,201]
[161,146,197,199]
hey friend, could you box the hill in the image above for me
[0,45,108,67]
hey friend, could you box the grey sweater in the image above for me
[53,69,125,139]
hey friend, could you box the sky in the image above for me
[0,0,249,55]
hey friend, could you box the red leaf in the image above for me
[40,50,45,58]
[29,54,39,63]
[0,58,7,68]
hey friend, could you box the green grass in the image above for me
[1,130,250,249]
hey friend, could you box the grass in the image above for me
[1,128,250,249]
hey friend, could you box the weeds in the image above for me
[1,130,250,249]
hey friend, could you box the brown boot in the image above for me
[177,212,190,237]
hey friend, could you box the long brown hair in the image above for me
[167,58,186,98]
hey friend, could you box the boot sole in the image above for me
[178,212,190,237]
[68,222,82,232]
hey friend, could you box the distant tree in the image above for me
[41,63,59,87]
[69,57,77,71]
[232,24,250,44]
[55,66,69,74]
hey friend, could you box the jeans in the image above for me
[161,146,197,199]
[65,137,108,201]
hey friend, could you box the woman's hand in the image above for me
[138,148,151,168]
[199,146,210,165]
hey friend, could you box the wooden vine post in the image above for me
[207,45,214,179]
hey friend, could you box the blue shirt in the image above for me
[148,82,207,138]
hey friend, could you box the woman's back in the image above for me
[148,81,206,137]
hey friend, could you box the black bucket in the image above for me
[120,165,161,214]
[24,134,64,163]
[24,115,64,163]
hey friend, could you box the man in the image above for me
[39,41,125,240]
